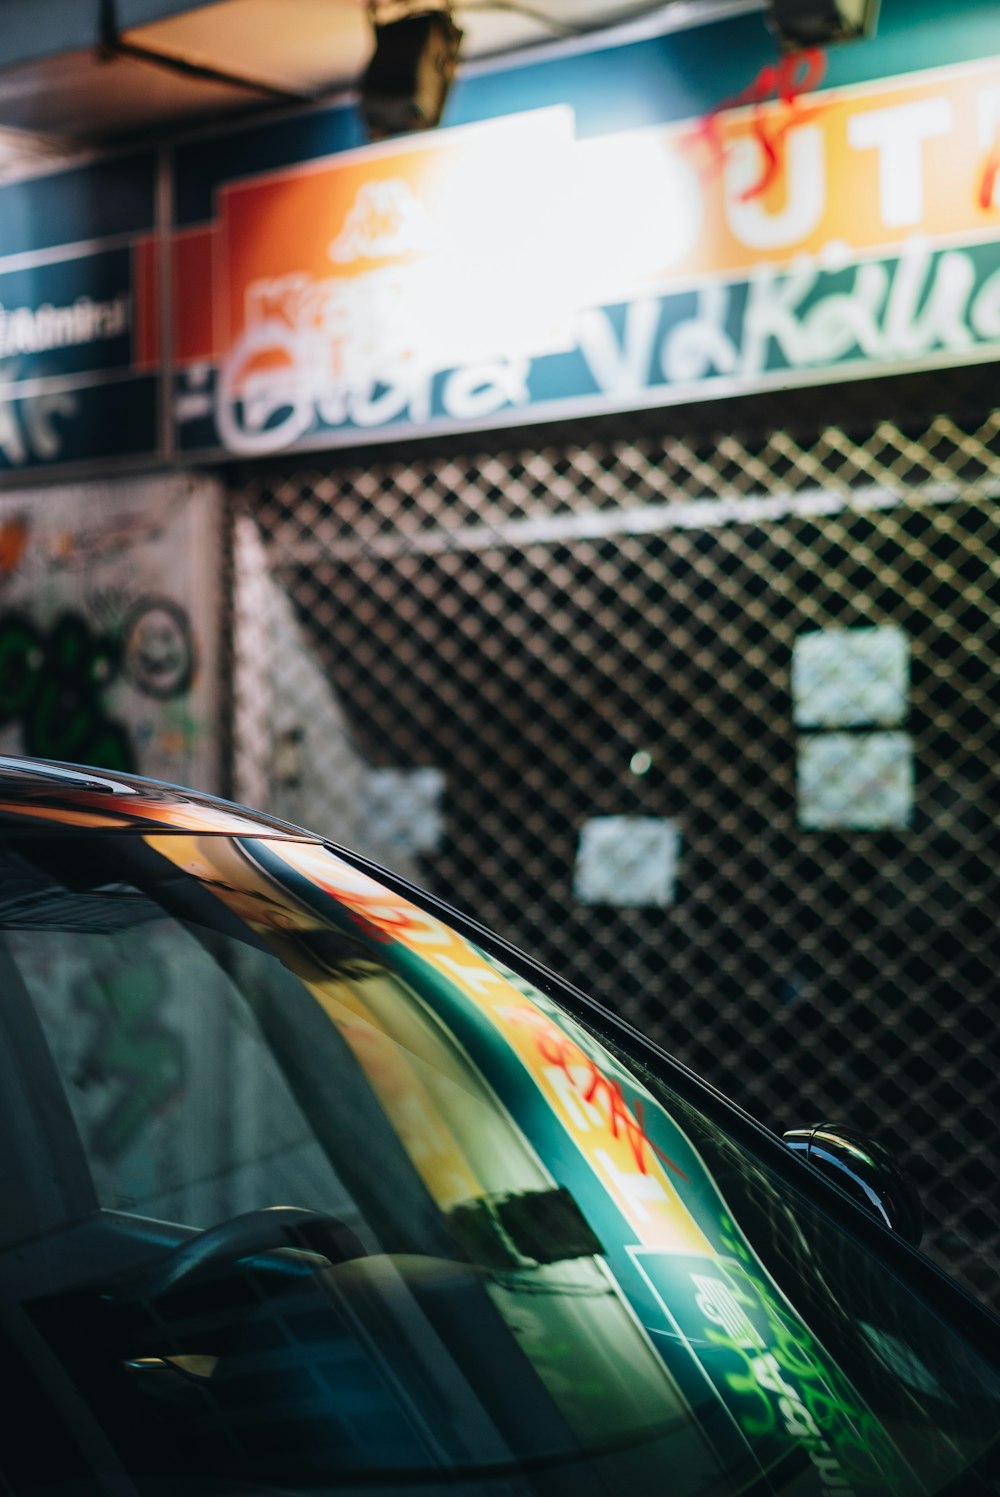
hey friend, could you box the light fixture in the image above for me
[767,0,879,48]
[361,2,463,141]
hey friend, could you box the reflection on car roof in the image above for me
[0,755,315,838]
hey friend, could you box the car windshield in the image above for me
[0,826,996,1497]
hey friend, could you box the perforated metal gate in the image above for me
[230,401,1000,1313]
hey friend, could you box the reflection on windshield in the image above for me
[0,829,995,1497]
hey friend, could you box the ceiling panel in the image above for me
[0,0,753,176]
[125,0,702,92]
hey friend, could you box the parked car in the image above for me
[0,755,996,1497]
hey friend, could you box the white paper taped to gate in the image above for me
[361,767,446,857]
[792,626,909,728]
[574,816,681,907]
[797,731,914,830]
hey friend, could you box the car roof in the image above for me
[0,756,318,839]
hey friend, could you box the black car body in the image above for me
[0,756,995,1497]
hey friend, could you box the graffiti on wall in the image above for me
[0,475,220,788]
[0,609,134,769]
[123,598,195,701]
[0,598,196,771]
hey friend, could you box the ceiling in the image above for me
[0,0,753,178]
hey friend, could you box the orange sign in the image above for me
[170,52,1000,455]
[175,55,1000,371]
[579,54,1000,301]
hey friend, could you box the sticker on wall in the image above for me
[361,767,446,858]
[574,816,681,907]
[792,626,909,728]
[797,731,914,830]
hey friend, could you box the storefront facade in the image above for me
[0,0,998,1310]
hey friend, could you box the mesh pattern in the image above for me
[231,406,1000,1314]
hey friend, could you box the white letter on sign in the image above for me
[847,99,952,229]
[977,87,1000,208]
[725,126,825,250]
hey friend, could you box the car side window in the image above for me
[4,906,355,1230]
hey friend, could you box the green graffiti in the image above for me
[76,961,185,1160]
[0,609,135,771]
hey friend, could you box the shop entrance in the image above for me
[231,389,1000,1312]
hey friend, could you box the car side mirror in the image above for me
[782,1122,923,1246]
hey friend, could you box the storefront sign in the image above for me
[6,12,1000,472]
[171,51,1000,458]
[0,155,159,472]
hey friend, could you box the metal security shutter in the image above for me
[231,400,1000,1313]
